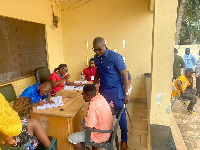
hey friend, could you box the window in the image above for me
[0,16,47,84]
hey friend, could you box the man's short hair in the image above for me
[185,68,193,73]
[93,37,105,46]
[90,58,94,62]
[43,81,53,89]
[83,84,96,95]
[185,48,190,51]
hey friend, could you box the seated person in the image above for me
[20,81,53,107]
[13,97,51,149]
[0,93,22,146]
[83,58,96,81]
[50,64,79,93]
[68,84,113,150]
[172,68,198,114]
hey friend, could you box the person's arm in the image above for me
[120,69,130,104]
[188,77,193,89]
[192,55,197,66]
[46,94,55,104]
[33,101,45,107]
[83,69,87,80]
[93,68,99,85]
[66,82,78,86]
[180,57,185,68]
[30,119,51,148]
[51,74,71,87]
[177,80,184,94]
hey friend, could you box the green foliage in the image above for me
[178,0,200,45]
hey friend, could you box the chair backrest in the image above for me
[47,138,58,150]
[0,84,16,103]
[34,67,51,84]
[110,107,124,141]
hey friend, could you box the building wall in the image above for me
[175,45,200,60]
[150,0,178,125]
[0,0,64,96]
[60,0,153,99]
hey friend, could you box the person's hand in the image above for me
[38,100,45,106]
[76,82,82,86]
[124,95,130,104]
[1,135,16,145]
[64,74,71,80]
[46,99,55,104]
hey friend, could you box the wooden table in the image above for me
[31,89,88,150]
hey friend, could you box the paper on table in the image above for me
[64,86,75,91]
[75,86,83,90]
[74,81,88,84]
[37,96,64,110]
[64,86,83,91]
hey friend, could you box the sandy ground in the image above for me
[172,94,200,150]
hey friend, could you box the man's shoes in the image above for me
[121,141,128,150]
[187,109,198,114]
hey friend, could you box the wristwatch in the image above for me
[125,92,130,96]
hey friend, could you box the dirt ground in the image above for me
[172,93,200,150]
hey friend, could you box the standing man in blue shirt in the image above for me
[93,37,130,150]
[20,81,53,107]
[183,48,197,72]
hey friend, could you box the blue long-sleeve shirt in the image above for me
[183,53,197,72]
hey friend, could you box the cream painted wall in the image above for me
[0,0,64,96]
[60,0,153,99]
[175,45,200,60]
[150,0,178,125]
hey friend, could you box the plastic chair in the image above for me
[0,138,58,150]
[82,107,124,150]
[34,67,51,84]
[171,83,190,115]
[0,84,16,103]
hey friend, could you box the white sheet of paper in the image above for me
[75,86,83,90]
[81,81,88,84]
[37,96,64,110]
[64,86,75,91]
[74,81,88,84]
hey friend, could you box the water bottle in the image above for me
[80,73,84,81]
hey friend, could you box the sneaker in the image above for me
[187,109,198,114]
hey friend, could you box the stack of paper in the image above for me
[37,96,64,110]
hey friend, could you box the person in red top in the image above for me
[50,64,78,93]
[68,84,113,150]
[83,58,96,81]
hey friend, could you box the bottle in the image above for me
[80,73,84,82]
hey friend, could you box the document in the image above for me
[74,81,88,84]
[64,86,83,91]
[37,96,64,110]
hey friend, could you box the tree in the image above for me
[175,0,200,45]
[175,0,186,45]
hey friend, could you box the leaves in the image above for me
[177,0,200,45]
